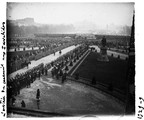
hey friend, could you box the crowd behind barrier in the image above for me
[7,42,74,75]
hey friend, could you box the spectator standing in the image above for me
[36,89,40,100]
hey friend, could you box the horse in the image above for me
[21,61,31,69]
[59,50,62,55]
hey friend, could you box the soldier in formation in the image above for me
[7,63,44,103]
[36,89,40,100]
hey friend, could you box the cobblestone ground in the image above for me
[12,75,125,116]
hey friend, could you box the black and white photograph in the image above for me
[1,1,143,119]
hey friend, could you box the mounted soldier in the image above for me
[59,50,62,55]
[21,60,31,69]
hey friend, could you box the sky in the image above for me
[7,2,134,26]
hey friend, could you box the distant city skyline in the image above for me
[7,2,134,27]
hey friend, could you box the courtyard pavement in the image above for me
[12,75,125,116]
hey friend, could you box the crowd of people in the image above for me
[7,63,44,104]
[7,43,89,107]
[46,44,88,82]
[7,38,75,74]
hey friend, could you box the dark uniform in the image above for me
[45,68,48,76]
[36,89,40,100]
[38,71,41,80]
[21,100,26,107]
[62,72,67,83]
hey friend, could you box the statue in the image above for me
[101,36,106,47]
[97,36,109,62]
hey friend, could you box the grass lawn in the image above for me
[73,52,129,93]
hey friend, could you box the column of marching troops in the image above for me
[50,44,88,83]
[7,63,46,103]
[7,44,89,105]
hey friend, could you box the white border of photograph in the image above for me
[0,0,143,120]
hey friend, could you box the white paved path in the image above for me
[9,45,79,78]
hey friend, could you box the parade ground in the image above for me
[7,45,128,117]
